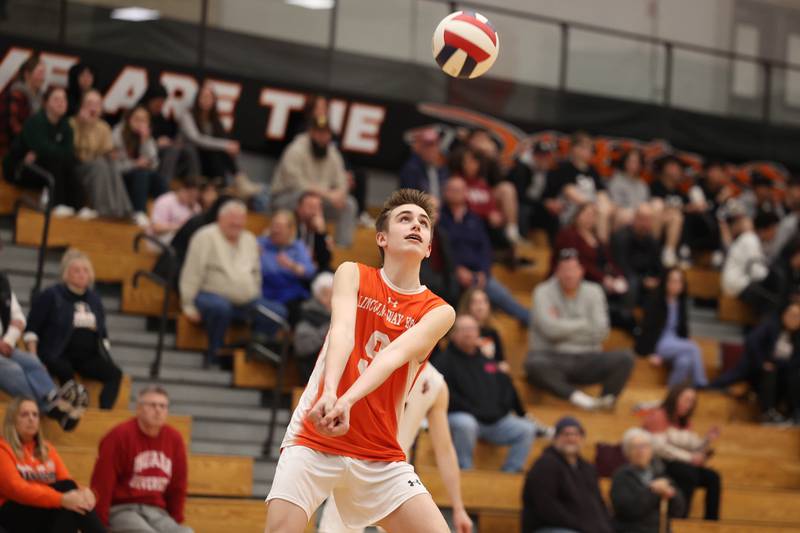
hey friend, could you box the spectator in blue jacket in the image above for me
[257,210,316,324]
[437,177,529,324]
[24,250,122,410]
[398,127,447,200]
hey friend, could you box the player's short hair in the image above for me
[375,188,436,261]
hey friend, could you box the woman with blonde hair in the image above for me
[0,397,104,532]
[24,250,122,409]
[457,287,510,373]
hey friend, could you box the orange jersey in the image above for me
[282,264,447,462]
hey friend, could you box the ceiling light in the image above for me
[285,0,335,10]
[111,7,161,22]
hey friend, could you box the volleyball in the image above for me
[432,10,499,79]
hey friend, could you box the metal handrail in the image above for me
[132,232,177,379]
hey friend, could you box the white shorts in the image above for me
[265,445,429,529]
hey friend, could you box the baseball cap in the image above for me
[554,416,585,436]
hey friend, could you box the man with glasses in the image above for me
[90,385,193,533]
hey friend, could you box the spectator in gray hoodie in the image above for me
[525,248,634,410]
[293,272,333,383]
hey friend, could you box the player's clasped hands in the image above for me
[308,391,352,437]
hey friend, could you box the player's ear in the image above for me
[425,241,432,259]
[375,230,388,249]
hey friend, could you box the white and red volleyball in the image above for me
[432,10,499,79]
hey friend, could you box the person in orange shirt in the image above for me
[265,189,456,533]
[0,397,104,533]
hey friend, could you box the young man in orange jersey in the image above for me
[265,189,456,533]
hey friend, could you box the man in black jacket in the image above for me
[522,416,613,533]
[610,204,663,306]
[434,314,539,473]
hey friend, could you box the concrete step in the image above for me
[191,440,277,458]
[192,419,284,444]
[252,482,270,498]
[167,403,290,426]
[114,346,204,370]
[105,313,148,332]
[110,328,173,348]
[131,380,262,407]
[125,365,233,387]
[253,459,278,484]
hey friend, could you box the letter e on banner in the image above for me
[104,66,147,114]
[259,88,305,140]
[342,103,385,154]
[40,52,78,90]
[205,78,242,132]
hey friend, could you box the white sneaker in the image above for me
[711,250,725,269]
[569,390,599,410]
[133,212,150,228]
[505,224,521,244]
[51,205,75,217]
[358,212,376,227]
[661,247,677,268]
[76,207,98,220]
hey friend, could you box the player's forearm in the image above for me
[322,326,355,393]
[434,443,466,512]
[339,347,407,406]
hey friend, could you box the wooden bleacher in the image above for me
[0,180,26,215]
[718,294,757,326]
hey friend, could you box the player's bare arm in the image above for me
[306,261,359,430]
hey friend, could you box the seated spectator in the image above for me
[0,263,86,431]
[522,416,613,533]
[25,250,122,410]
[112,105,168,227]
[608,148,650,226]
[610,428,685,533]
[526,249,634,410]
[636,268,708,388]
[271,115,357,247]
[293,272,333,383]
[399,127,447,200]
[774,238,800,308]
[611,204,663,306]
[294,191,332,273]
[546,131,614,242]
[553,203,634,332]
[682,161,733,262]
[741,172,785,220]
[746,302,800,425]
[643,385,721,521]
[437,177,529,324]
[258,210,316,322]
[150,176,201,245]
[421,197,461,308]
[0,54,44,153]
[434,315,537,473]
[70,89,133,220]
[648,157,688,267]
[180,200,281,367]
[91,386,192,533]
[3,86,81,217]
[66,62,96,117]
[459,286,514,368]
[769,176,800,262]
[722,210,782,313]
[178,86,260,198]
[139,84,200,181]
[0,397,104,533]
[506,139,557,237]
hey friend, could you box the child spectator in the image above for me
[0,397,104,533]
[150,176,201,245]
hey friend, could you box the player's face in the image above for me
[378,204,432,261]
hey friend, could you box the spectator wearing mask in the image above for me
[399,127,447,200]
[90,386,192,533]
[257,210,316,322]
[4,86,81,217]
[0,264,86,431]
[178,86,261,198]
[437,177,530,324]
[112,105,168,227]
[526,249,634,410]
[65,63,95,117]
[522,416,613,533]
[611,204,663,306]
[293,272,333,383]
[434,315,537,473]
[294,191,332,273]
[553,203,635,333]
[722,211,782,313]
[636,268,708,388]
[648,158,688,267]
[546,131,614,243]
[271,115,357,247]
[0,398,104,533]
[643,385,721,521]
[608,148,650,226]
[139,84,200,181]
[150,176,202,246]
[180,200,280,367]
[70,89,132,220]
[747,302,800,425]
[610,428,685,533]
[0,54,44,153]
[24,250,122,410]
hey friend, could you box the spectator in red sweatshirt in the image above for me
[90,386,192,533]
[0,397,104,533]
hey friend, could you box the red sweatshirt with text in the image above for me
[90,418,188,526]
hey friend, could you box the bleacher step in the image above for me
[113,346,205,369]
[131,379,263,407]
[124,364,233,387]
[168,402,291,426]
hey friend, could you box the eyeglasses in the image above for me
[140,401,169,410]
